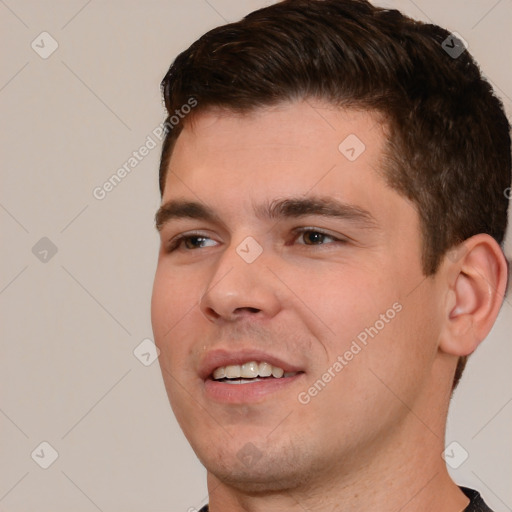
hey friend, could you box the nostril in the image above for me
[204,307,221,320]
[234,307,261,314]
[201,304,262,322]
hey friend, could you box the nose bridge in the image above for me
[199,238,280,320]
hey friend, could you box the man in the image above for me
[151,1,511,510]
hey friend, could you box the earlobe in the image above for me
[439,234,508,357]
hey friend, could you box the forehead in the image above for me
[163,101,390,203]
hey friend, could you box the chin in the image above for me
[210,463,314,494]
[198,442,318,493]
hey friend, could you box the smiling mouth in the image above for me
[211,360,301,384]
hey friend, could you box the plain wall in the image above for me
[1,1,511,510]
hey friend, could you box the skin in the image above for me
[151,100,507,512]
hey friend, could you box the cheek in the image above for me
[295,260,435,376]
[286,264,391,343]
[151,263,202,349]
[361,280,443,391]
[151,266,204,411]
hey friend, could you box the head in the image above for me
[152,0,510,494]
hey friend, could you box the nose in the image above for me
[199,242,281,323]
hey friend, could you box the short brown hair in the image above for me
[158,0,511,388]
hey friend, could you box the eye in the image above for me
[294,228,341,246]
[166,233,218,252]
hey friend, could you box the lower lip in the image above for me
[204,374,305,403]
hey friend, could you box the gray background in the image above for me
[1,1,511,511]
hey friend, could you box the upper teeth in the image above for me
[212,361,296,380]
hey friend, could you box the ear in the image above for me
[439,234,509,357]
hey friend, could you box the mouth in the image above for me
[201,350,306,403]
[211,360,300,384]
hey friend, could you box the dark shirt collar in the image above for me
[461,487,494,511]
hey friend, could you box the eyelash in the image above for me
[165,228,346,253]
[165,231,213,252]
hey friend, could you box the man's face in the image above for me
[151,101,445,490]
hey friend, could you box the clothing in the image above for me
[462,487,494,511]
[198,486,493,511]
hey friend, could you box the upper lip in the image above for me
[199,348,304,380]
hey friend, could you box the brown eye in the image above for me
[183,236,210,249]
[297,229,337,245]
[302,231,328,245]
[167,234,217,252]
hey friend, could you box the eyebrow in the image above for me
[155,200,221,231]
[155,197,378,231]
[258,197,378,227]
